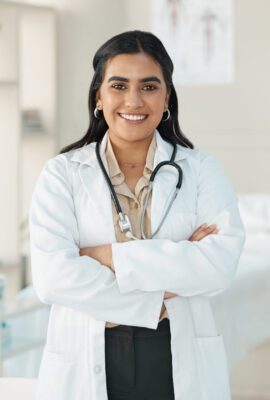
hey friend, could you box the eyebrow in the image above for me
[107,75,162,84]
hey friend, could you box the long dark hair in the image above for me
[59,30,194,154]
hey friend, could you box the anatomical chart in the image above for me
[151,0,234,84]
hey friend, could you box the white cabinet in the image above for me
[0,5,18,82]
[0,2,57,279]
[0,2,56,376]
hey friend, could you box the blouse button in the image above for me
[94,365,102,374]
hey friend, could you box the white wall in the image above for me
[5,0,270,194]
[124,0,270,193]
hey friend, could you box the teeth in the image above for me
[120,113,147,121]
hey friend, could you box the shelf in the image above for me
[2,336,45,360]
[0,81,18,85]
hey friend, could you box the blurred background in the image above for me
[0,0,269,399]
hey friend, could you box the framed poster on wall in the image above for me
[151,0,234,85]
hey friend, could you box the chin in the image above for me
[118,128,155,141]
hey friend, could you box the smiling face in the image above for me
[95,52,170,144]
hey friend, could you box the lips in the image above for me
[118,113,148,121]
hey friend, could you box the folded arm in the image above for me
[29,155,164,329]
[79,222,221,299]
[111,152,246,297]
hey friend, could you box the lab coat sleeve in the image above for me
[112,151,246,296]
[29,155,164,329]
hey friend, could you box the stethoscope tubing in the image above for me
[95,137,183,239]
[96,140,123,216]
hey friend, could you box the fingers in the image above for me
[189,224,219,241]
[164,291,177,299]
[191,223,216,234]
[205,224,219,232]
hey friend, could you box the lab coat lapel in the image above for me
[151,131,189,238]
[71,132,116,243]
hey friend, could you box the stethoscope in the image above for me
[95,138,183,240]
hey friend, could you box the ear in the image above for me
[164,89,171,110]
[95,90,101,106]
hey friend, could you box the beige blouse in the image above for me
[105,134,168,328]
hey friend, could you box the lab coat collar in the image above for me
[70,129,191,167]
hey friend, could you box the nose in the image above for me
[125,88,144,109]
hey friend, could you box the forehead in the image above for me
[103,52,164,80]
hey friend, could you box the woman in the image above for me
[29,30,246,400]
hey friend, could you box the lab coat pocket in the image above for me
[193,335,231,400]
[36,348,88,400]
[169,211,197,241]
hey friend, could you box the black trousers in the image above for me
[105,318,175,400]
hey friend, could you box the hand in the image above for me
[164,291,177,299]
[164,223,219,299]
[188,223,219,241]
[80,245,113,270]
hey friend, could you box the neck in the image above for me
[108,131,154,165]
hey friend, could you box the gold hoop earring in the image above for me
[161,109,171,122]
[94,107,102,119]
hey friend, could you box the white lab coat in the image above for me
[29,130,246,400]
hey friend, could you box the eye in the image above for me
[111,83,126,90]
[142,85,157,91]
